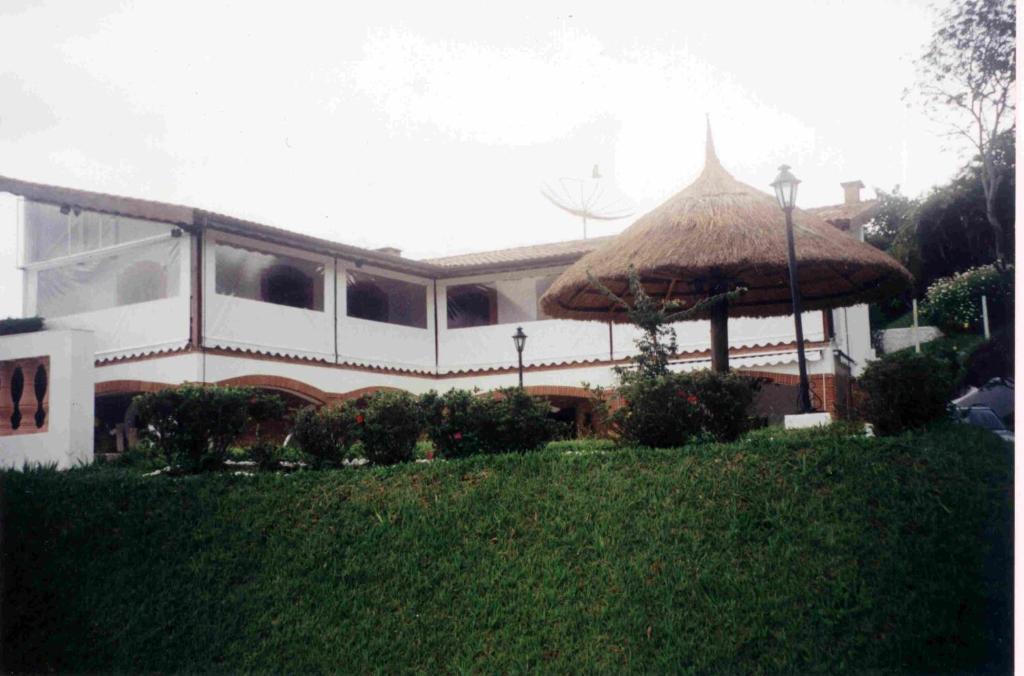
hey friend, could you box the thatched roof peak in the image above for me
[701,115,730,180]
[539,126,912,322]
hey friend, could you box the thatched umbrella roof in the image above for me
[540,128,911,323]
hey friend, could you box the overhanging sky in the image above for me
[0,0,967,318]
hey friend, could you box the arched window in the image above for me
[347,277,389,322]
[260,264,315,310]
[346,271,427,328]
[116,260,167,306]
[447,284,497,329]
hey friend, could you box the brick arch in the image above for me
[477,385,599,403]
[335,385,408,401]
[95,379,174,397]
[215,375,329,405]
[521,385,595,400]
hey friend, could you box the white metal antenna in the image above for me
[540,164,634,239]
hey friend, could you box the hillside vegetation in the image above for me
[1,425,1011,673]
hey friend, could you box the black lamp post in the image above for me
[512,326,527,387]
[770,164,812,413]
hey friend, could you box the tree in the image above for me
[908,0,1015,261]
[865,130,1015,298]
[586,267,743,379]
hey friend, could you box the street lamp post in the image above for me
[770,165,813,413]
[512,327,527,388]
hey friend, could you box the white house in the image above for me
[0,174,879,454]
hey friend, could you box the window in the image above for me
[24,200,169,263]
[215,243,324,311]
[36,238,181,318]
[447,283,497,329]
[346,270,427,328]
[117,261,167,306]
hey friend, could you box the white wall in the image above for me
[0,329,94,469]
[613,311,825,359]
[203,231,336,361]
[833,304,876,375]
[94,351,203,386]
[24,233,191,360]
[437,267,610,373]
[97,344,836,402]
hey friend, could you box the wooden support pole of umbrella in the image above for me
[709,298,729,373]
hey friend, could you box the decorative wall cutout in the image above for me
[0,356,49,436]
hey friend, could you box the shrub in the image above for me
[360,391,423,465]
[421,389,492,458]
[112,438,167,471]
[0,316,44,336]
[487,387,564,453]
[133,385,283,472]
[291,404,358,467]
[246,441,284,471]
[858,350,956,435]
[611,369,763,448]
[421,388,562,458]
[962,329,1014,387]
[923,263,1013,333]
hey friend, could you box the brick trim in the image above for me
[334,386,407,401]
[522,385,594,400]
[214,375,330,405]
[96,379,173,396]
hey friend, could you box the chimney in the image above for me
[840,180,865,205]
[375,246,402,257]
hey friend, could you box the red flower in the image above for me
[454,431,463,441]
[687,395,699,405]
[356,414,365,424]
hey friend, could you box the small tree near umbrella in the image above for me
[586,266,745,378]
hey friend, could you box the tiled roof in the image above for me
[806,199,880,229]
[0,174,606,276]
[425,236,613,268]
[0,173,880,278]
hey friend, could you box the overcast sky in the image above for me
[0,0,967,318]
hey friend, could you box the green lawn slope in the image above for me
[1,425,1011,673]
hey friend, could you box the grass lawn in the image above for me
[1,424,1012,673]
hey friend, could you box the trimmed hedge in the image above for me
[1,425,1011,673]
[420,388,563,459]
[291,403,359,467]
[0,316,43,336]
[132,385,283,472]
[360,391,423,465]
[859,350,956,435]
[609,369,763,447]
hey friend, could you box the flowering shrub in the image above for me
[421,388,562,459]
[291,403,359,467]
[133,385,283,472]
[610,370,763,448]
[923,264,1013,333]
[360,391,424,465]
[420,389,492,458]
[858,350,956,436]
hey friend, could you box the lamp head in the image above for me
[770,164,800,210]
